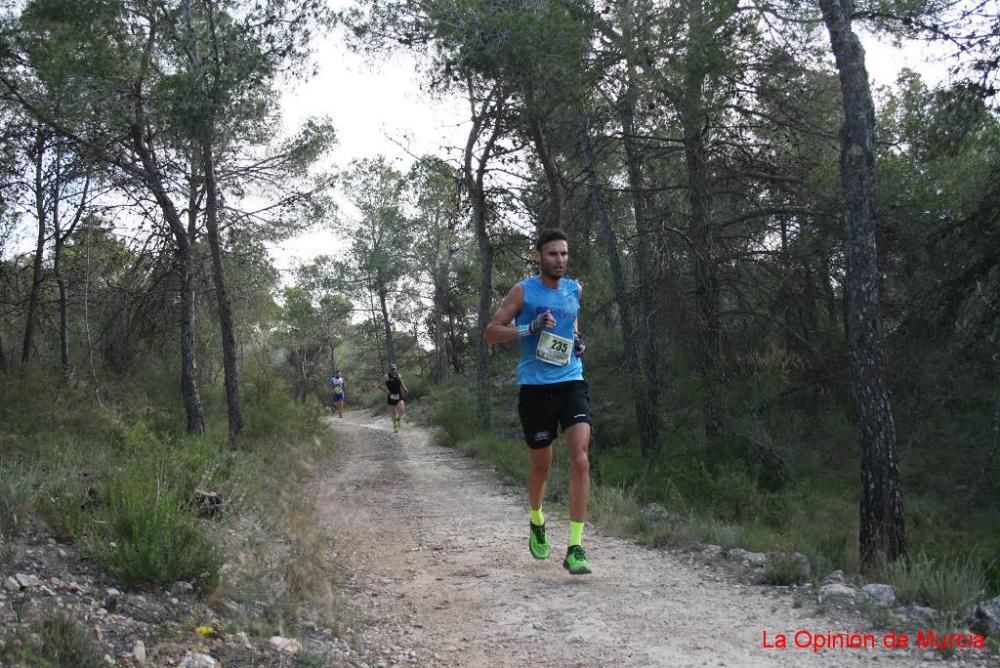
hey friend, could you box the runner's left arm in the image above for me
[574,285,586,357]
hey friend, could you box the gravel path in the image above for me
[310,411,989,667]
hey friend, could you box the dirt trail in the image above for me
[310,411,962,667]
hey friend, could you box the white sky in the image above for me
[269,30,469,276]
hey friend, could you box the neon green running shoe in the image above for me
[562,544,591,575]
[529,522,550,560]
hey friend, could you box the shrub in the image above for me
[87,461,222,591]
[920,555,986,614]
[763,553,807,585]
[885,553,986,615]
[0,460,38,537]
[683,515,744,549]
[1,612,105,668]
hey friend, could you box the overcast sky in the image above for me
[270,31,468,275]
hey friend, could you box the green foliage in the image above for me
[763,554,808,586]
[0,459,38,537]
[295,651,332,668]
[862,599,895,631]
[86,455,223,590]
[1,611,105,668]
[682,515,744,549]
[885,553,987,614]
[0,365,337,596]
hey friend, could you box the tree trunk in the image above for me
[378,287,396,365]
[683,118,723,443]
[0,259,7,371]
[53,146,88,380]
[433,266,449,384]
[620,93,661,452]
[202,142,243,446]
[22,130,47,365]
[578,110,658,458]
[524,85,563,231]
[465,81,504,428]
[131,123,205,434]
[55,240,69,377]
[473,192,493,426]
[820,0,906,569]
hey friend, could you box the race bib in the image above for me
[535,330,573,366]
[333,386,343,394]
[390,393,400,400]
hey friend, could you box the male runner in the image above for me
[380,363,408,433]
[484,228,592,575]
[328,370,346,418]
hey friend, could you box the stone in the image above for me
[702,544,723,558]
[897,602,938,626]
[3,577,20,592]
[181,652,219,668]
[170,581,195,596]
[818,583,861,606]
[862,583,896,607]
[728,548,766,568]
[821,570,845,585]
[132,640,147,665]
[269,636,302,654]
[968,595,1000,637]
[642,503,668,524]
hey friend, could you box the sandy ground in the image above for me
[309,411,990,667]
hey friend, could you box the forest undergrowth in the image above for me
[0,365,343,664]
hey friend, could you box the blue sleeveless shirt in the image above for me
[515,275,584,385]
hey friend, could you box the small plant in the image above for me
[683,515,744,549]
[885,553,986,616]
[884,554,931,604]
[763,554,807,585]
[921,555,986,614]
[1,612,105,668]
[0,537,14,569]
[295,650,331,667]
[0,461,39,537]
[862,599,894,630]
[88,464,221,590]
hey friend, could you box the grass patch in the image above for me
[86,460,223,590]
[1,611,105,668]
[862,599,895,630]
[0,460,39,537]
[884,553,987,614]
[682,515,745,549]
[763,553,808,585]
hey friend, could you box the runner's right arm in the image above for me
[485,284,555,345]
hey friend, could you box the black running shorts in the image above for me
[517,380,592,449]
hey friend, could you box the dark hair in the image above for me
[534,228,569,251]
